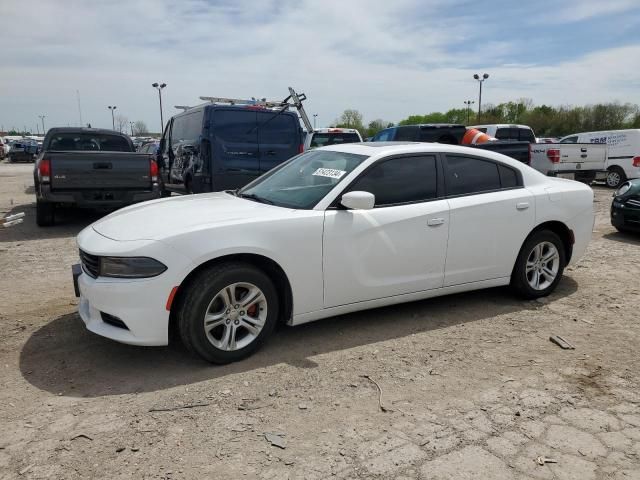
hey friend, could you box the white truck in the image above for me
[303,127,362,150]
[529,142,608,183]
[559,129,640,188]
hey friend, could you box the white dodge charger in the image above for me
[74,143,594,363]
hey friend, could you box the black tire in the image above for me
[177,262,279,364]
[511,230,566,299]
[606,166,626,189]
[36,199,55,227]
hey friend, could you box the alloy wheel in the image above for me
[203,282,268,351]
[526,241,560,291]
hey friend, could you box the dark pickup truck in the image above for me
[33,128,160,226]
[371,124,531,164]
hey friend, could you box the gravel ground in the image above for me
[0,161,639,479]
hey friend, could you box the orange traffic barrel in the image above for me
[461,128,495,145]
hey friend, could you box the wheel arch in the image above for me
[522,221,574,265]
[169,253,294,340]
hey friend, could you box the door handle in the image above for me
[427,218,445,226]
[580,154,587,158]
[580,147,587,152]
[516,202,530,210]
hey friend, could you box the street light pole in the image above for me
[463,101,475,125]
[151,83,167,133]
[130,121,135,136]
[38,115,46,134]
[473,73,489,121]
[107,106,117,130]
[313,114,318,129]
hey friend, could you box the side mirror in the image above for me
[341,191,375,210]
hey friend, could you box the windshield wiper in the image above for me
[237,192,275,205]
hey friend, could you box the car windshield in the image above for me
[310,132,361,148]
[238,149,368,209]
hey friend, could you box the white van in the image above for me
[560,129,640,188]
[470,124,536,143]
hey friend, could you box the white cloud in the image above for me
[0,0,639,132]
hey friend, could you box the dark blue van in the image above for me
[159,104,303,194]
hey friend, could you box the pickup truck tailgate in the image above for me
[530,144,607,175]
[49,151,153,190]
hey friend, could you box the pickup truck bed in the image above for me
[34,128,160,226]
[530,143,608,182]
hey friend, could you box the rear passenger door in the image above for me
[256,111,300,173]
[211,109,259,191]
[443,154,534,287]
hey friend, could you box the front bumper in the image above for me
[611,200,640,231]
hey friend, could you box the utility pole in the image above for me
[107,106,117,130]
[152,83,167,133]
[463,100,475,125]
[473,73,489,121]
[76,90,83,127]
[38,115,46,134]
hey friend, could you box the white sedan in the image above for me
[75,143,594,363]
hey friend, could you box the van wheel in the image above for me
[511,230,566,299]
[36,199,55,227]
[177,262,279,364]
[606,167,626,188]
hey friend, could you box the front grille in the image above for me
[626,196,640,208]
[79,249,100,278]
[100,312,129,330]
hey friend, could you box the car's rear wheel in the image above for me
[36,199,55,227]
[511,230,566,299]
[177,262,278,363]
[606,166,626,188]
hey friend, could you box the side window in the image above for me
[498,164,519,188]
[171,115,186,144]
[348,155,438,206]
[561,135,578,144]
[444,155,502,196]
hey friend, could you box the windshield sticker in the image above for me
[312,168,346,179]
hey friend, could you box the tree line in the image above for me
[334,101,640,138]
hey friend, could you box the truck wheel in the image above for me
[511,230,566,299]
[36,199,55,227]
[177,262,279,364]
[606,167,626,188]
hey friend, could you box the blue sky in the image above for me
[1,0,639,133]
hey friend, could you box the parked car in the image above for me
[371,124,531,164]
[0,138,8,159]
[303,128,362,150]
[74,142,593,363]
[560,129,640,188]
[529,142,608,183]
[8,139,38,162]
[159,103,303,194]
[34,128,160,226]
[611,179,640,233]
[470,124,537,143]
[139,140,160,155]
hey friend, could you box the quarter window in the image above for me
[444,155,502,196]
[498,164,518,188]
[348,155,438,206]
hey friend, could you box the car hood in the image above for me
[92,192,286,241]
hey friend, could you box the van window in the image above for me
[561,136,578,144]
[171,110,204,145]
[214,109,257,144]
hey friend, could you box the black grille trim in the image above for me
[100,312,129,330]
[79,249,100,278]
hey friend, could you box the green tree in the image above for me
[334,109,365,134]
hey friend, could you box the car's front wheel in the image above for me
[36,199,55,227]
[177,262,279,363]
[606,166,626,188]
[511,230,566,299]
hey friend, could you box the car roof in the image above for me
[471,124,533,130]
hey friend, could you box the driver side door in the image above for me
[322,154,450,307]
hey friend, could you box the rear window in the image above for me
[310,132,360,148]
[48,133,131,152]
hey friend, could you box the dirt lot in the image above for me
[1,161,639,479]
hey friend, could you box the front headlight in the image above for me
[616,183,631,196]
[100,257,167,278]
